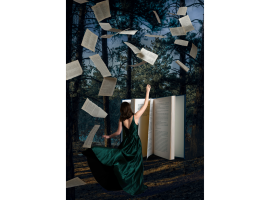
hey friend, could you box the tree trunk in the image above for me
[66,0,75,199]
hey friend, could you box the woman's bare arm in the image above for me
[135,84,151,119]
[102,119,122,139]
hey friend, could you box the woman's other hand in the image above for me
[102,135,110,139]
[146,84,151,93]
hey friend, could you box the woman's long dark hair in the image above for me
[119,102,134,122]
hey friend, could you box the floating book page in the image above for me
[145,35,166,38]
[129,61,147,67]
[66,60,83,80]
[179,15,194,33]
[91,0,111,22]
[83,125,100,148]
[170,27,186,36]
[174,39,189,46]
[74,0,88,3]
[124,42,141,54]
[66,177,86,188]
[100,34,114,38]
[137,48,158,66]
[82,98,107,118]
[153,11,161,23]
[119,30,138,35]
[99,23,122,32]
[81,29,98,52]
[175,60,189,72]
[177,7,187,15]
[89,54,111,77]
[190,43,198,59]
[98,77,117,96]
[168,13,176,15]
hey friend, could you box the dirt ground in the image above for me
[72,142,204,200]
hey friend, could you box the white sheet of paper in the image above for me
[175,60,189,72]
[74,0,88,4]
[124,42,141,54]
[83,125,100,148]
[145,35,166,38]
[179,15,194,32]
[147,99,154,158]
[170,27,186,36]
[153,11,161,23]
[174,39,189,46]
[129,61,147,67]
[99,23,122,32]
[91,1,111,22]
[177,7,187,15]
[119,30,138,35]
[66,60,83,80]
[66,177,86,188]
[137,48,158,66]
[190,43,197,59]
[100,34,114,38]
[81,98,107,118]
[98,77,117,96]
[89,54,111,77]
[81,29,98,52]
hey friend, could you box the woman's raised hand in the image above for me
[146,84,151,93]
[102,135,110,139]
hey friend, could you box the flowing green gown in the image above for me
[82,115,148,196]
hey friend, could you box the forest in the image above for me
[66,0,204,199]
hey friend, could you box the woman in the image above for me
[82,84,151,196]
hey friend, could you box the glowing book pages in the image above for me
[129,61,147,67]
[89,54,111,77]
[145,35,166,38]
[66,177,86,188]
[81,29,98,52]
[66,60,83,80]
[174,39,189,46]
[82,98,107,118]
[190,43,198,59]
[175,60,189,72]
[179,15,194,33]
[83,125,100,148]
[177,7,187,15]
[99,23,122,32]
[124,42,141,54]
[153,11,161,23]
[74,0,88,4]
[91,0,111,22]
[98,77,117,96]
[137,48,158,65]
[170,27,186,36]
[121,95,186,160]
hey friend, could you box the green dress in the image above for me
[82,115,148,196]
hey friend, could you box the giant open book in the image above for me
[121,95,186,160]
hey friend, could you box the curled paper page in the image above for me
[129,61,147,67]
[174,39,189,46]
[99,23,122,32]
[145,35,166,38]
[81,29,98,52]
[190,43,198,59]
[74,0,88,3]
[137,48,158,66]
[100,34,114,38]
[66,177,86,188]
[179,15,194,33]
[66,60,83,80]
[177,7,187,15]
[124,42,141,54]
[170,27,186,36]
[153,11,161,23]
[83,125,100,148]
[89,54,111,77]
[119,30,138,35]
[98,77,117,96]
[175,60,189,72]
[91,0,111,22]
[82,98,107,118]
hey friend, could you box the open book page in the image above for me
[92,1,110,22]
[83,125,100,148]
[137,48,158,65]
[81,98,107,118]
[153,96,175,160]
[174,39,189,46]
[190,43,198,59]
[66,60,83,80]
[99,23,122,32]
[153,11,161,23]
[129,61,147,67]
[89,54,111,77]
[100,34,114,38]
[81,29,98,52]
[179,15,194,33]
[124,42,141,54]
[170,27,186,36]
[66,177,86,188]
[176,60,189,72]
[177,7,187,15]
[98,77,117,96]
[119,30,138,35]
[147,99,154,158]
[145,35,166,38]
[74,0,88,4]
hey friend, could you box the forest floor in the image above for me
[72,142,204,200]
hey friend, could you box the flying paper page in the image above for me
[99,23,122,32]
[168,13,176,15]
[74,0,88,3]
[170,27,186,36]
[82,98,107,118]
[153,11,161,23]
[83,125,100,148]
[176,60,189,72]
[190,43,197,59]
[66,177,86,188]
[100,35,114,38]
[89,54,111,77]
[81,29,98,52]
[177,7,187,15]
[137,48,158,66]
[124,42,141,54]
[91,0,111,22]
[66,60,83,80]
[119,30,138,35]
[174,39,189,46]
[129,61,147,67]
[98,77,117,96]
[145,35,166,38]
[179,15,194,33]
